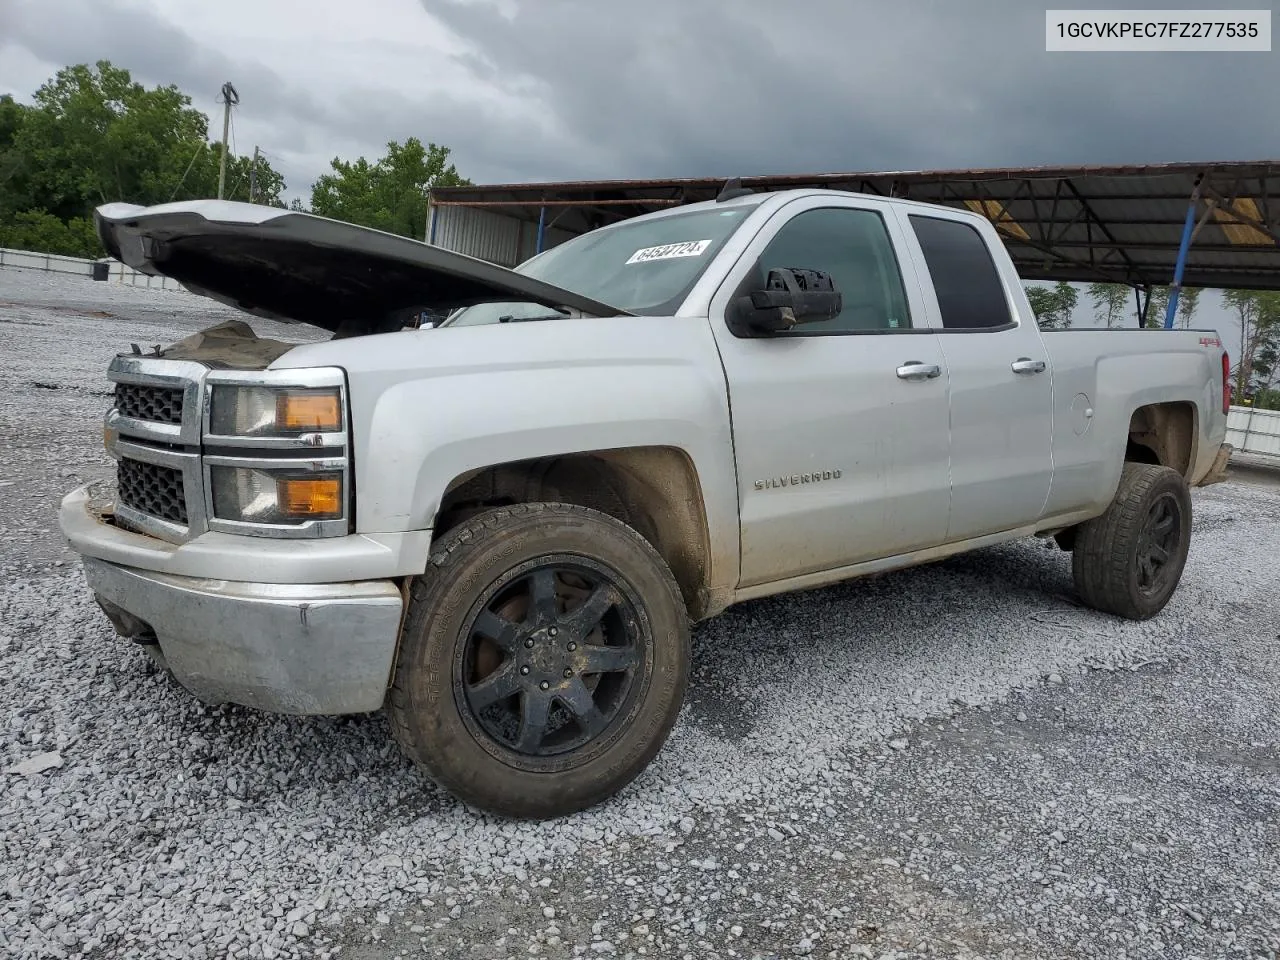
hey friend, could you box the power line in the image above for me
[227,165,249,201]
[169,141,207,202]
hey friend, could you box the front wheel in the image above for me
[1071,463,1193,620]
[388,503,690,819]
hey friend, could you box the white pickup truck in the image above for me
[60,187,1232,819]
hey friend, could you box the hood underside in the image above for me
[95,200,629,335]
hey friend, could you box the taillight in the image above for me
[1222,351,1231,414]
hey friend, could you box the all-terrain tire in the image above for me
[388,502,690,819]
[1071,463,1193,620]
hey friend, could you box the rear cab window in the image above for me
[908,215,1015,331]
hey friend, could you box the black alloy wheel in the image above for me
[456,559,648,767]
[388,502,690,819]
[1071,463,1193,620]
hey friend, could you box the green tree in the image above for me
[179,146,286,206]
[1025,281,1079,330]
[1136,285,1201,329]
[0,61,285,256]
[310,137,469,239]
[1253,340,1278,407]
[1175,287,1202,328]
[0,94,31,215]
[1087,282,1130,328]
[1222,290,1280,399]
[13,62,212,218]
[1087,282,1202,329]
[0,94,25,149]
[0,209,99,257]
[1145,286,1171,328]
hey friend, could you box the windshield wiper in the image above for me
[498,312,571,323]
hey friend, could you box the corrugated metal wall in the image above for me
[429,205,578,267]
[430,205,521,265]
[1227,405,1280,458]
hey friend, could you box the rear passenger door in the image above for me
[708,196,954,588]
[899,211,1054,541]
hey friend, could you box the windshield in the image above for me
[444,203,760,326]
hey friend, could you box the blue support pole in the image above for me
[1164,182,1202,328]
[536,205,547,255]
[428,204,438,246]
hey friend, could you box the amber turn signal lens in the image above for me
[276,476,343,517]
[276,391,341,432]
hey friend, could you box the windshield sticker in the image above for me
[625,239,712,264]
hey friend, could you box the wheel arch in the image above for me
[433,447,726,620]
[1125,400,1198,479]
[1054,399,1198,552]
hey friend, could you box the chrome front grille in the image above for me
[104,355,352,544]
[116,459,188,524]
[106,356,208,544]
[114,383,184,425]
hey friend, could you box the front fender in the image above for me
[275,316,741,590]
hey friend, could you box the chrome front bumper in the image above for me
[60,483,411,715]
[60,483,432,583]
[82,557,404,715]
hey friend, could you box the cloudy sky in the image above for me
[2,0,1276,199]
[1,0,1274,345]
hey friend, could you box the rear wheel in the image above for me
[1071,463,1192,620]
[388,502,689,819]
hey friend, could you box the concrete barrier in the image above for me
[0,246,185,291]
[1227,405,1280,459]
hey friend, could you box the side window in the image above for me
[750,207,912,333]
[908,215,1014,330]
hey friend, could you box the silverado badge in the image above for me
[754,469,843,490]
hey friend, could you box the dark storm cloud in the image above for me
[423,0,1280,180]
[4,0,599,190]
[9,1,318,132]
[4,0,1277,194]
[5,0,340,192]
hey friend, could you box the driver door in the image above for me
[707,196,953,589]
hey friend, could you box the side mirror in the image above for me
[728,267,842,336]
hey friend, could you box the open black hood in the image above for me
[94,200,629,335]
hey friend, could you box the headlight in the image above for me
[203,368,350,537]
[210,466,344,525]
[209,385,344,437]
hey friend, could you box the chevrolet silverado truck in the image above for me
[59,187,1233,819]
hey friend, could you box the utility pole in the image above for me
[216,82,239,200]
[249,146,260,203]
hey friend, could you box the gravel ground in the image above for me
[1,268,1278,960]
[1227,452,1280,490]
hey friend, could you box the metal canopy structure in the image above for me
[428,160,1280,325]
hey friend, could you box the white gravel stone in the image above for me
[4,751,63,775]
[2,271,1279,959]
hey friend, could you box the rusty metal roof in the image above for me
[429,160,1280,291]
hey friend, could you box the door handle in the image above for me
[1011,357,1047,375]
[896,361,942,381]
